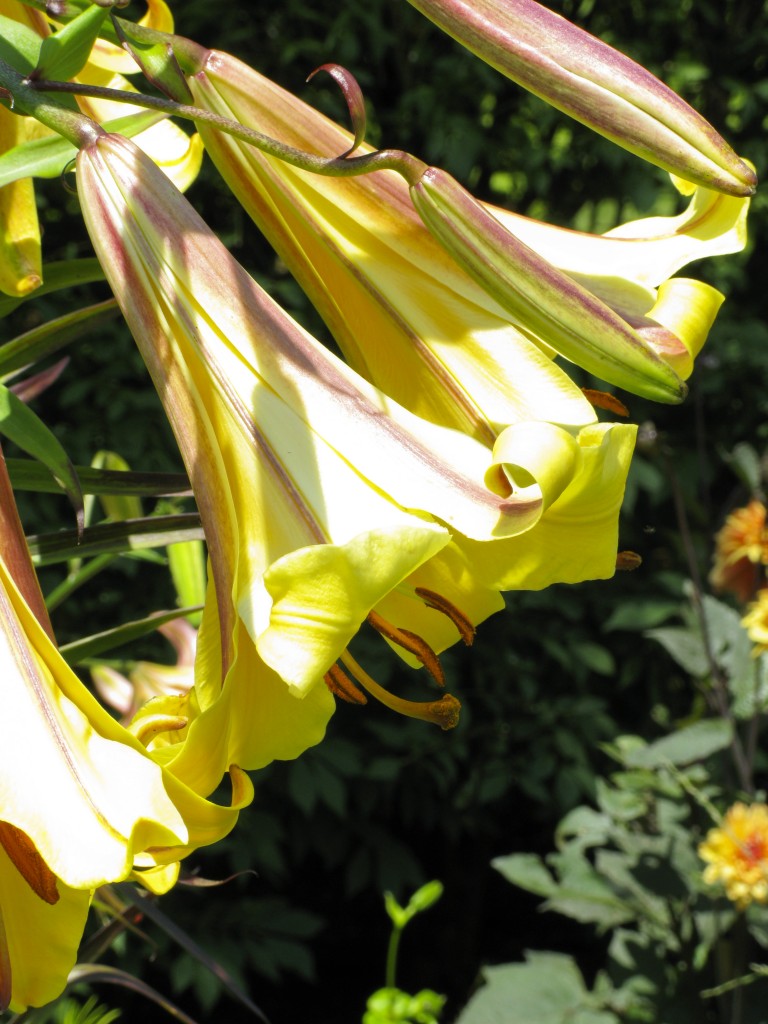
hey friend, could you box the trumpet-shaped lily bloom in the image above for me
[0,552,252,1008]
[180,48,747,420]
[76,131,635,781]
[404,0,756,197]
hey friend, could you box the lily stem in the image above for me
[28,79,427,182]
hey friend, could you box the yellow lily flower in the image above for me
[181,49,747,418]
[0,551,252,1008]
[75,132,635,774]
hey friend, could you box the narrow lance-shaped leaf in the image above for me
[0,380,83,530]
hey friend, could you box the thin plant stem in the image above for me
[385,924,403,989]
[663,451,752,793]
[28,80,427,183]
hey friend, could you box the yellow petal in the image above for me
[0,840,90,1013]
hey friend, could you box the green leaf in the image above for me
[113,14,192,103]
[571,641,615,676]
[623,719,734,769]
[89,450,143,522]
[7,458,189,497]
[603,599,680,632]
[645,626,710,677]
[167,539,207,625]
[0,258,106,319]
[0,12,45,75]
[722,442,763,493]
[0,380,83,529]
[456,952,620,1024]
[26,512,203,564]
[405,880,444,917]
[0,108,168,189]
[33,2,108,82]
[60,604,203,664]
[0,299,119,377]
[491,853,558,898]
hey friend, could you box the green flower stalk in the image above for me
[404,0,756,197]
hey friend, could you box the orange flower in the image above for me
[699,803,768,909]
[710,500,768,602]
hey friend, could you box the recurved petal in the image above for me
[461,421,637,590]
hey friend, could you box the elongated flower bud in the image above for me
[406,0,756,197]
[409,166,687,403]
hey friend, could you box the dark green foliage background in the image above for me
[4,0,767,1021]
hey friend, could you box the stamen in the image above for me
[616,550,642,571]
[0,820,59,905]
[340,652,461,730]
[582,388,629,417]
[324,663,367,704]
[131,714,188,746]
[414,588,476,646]
[367,610,445,686]
[0,902,10,1012]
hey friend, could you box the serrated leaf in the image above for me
[492,853,558,898]
[33,3,108,81]
[0,379,83,528]
[623,719,733,769]
[456,952,620,1024]
[645,626,710,677]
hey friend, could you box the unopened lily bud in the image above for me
[406,0,756,197]
[409,165,687,403]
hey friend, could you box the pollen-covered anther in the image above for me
[616,550,642,571]
[414,587,476,646]
[367,610,445,686]
[581,389,629,418]
[339,652,461,730]
[0,820,59,905]
[131,714,189,747]
[324,663,368,705]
